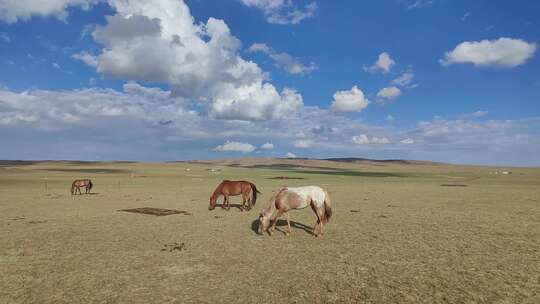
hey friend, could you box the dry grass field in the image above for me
[1,159,539,303]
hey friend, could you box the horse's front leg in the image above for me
[218,195,225,209]
[224,195,230,210]
[269,210,284,235]
[247,193,253,210]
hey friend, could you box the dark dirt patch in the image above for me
[268,176,305,180]
[28,220,47,224]
[119,207,192,216]
[440,184,468,187]
[161,242,185,252]
[350,210,360,213]
[9,217,26,221]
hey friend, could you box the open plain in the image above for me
[1,159,539,303]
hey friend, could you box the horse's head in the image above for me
[258,212,270,235]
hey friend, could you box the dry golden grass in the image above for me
[1,159,539,303]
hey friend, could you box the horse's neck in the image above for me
[211,185,222,200]
[262,195,278,217]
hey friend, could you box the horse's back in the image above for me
[219,180,252,195]
[286,186,326,206]
[73,179,91,186]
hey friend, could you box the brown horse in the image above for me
[258,186,332,237]
[209,180,260,211]
[71,179,93,195]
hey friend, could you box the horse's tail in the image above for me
[88,180,93,191]
[70,181,76,195]
[323,190,333,223]
[250,183,261,206]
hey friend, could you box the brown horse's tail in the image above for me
[88,180,93,192]
[250,183,261,206]
[70,181,76,195]
[323,190,333,223]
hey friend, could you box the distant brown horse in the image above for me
[209,180,260,211]
[71,179,93,195]
[258,186,332,237]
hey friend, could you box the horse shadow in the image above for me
[250,219,314,236]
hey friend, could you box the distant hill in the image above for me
[322,157,443,165]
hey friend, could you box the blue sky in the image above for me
[0,0,539,165]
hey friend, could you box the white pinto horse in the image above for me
[258,186,333,237]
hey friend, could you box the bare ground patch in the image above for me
[119,207,192,216]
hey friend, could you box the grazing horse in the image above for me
[258,186,332,237]
[71,179,93,195]
[209,180,260,211]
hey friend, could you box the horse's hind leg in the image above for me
[316,207,326,236]
[241,193,247,211]
[319,212,326,235]
[310,201,321,236]
[285,213,292,236]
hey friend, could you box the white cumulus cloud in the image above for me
[400,138,414,144]
[240,0,317,25]
[441,37,537,68]
[391,72,414,87]
[0,0,98,24]
[352,134,390,145]
[247,42,272,54]
[248,42,317,75]
[293,139,314,148]
[260,142,274,150]
[330,85,370,112]
[213,140,256,153]
[73,0,305,122]
[377,86,401,103]
[72,51,98,67]
[286,152,297,158]
[364,52,395,74]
